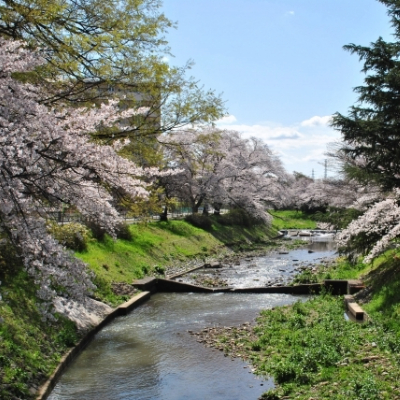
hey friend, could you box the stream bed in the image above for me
[48,235,337,400]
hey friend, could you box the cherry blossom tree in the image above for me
[285,174,322,212]
[159,128,288,223]
[0,39,162,318]
[287,170,384,214]
[337,194,400,263]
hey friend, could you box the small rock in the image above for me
[362,355,380,363]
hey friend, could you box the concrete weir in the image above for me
[133,277,365,296]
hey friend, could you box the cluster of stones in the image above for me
[165,257,224,279]
[192,274,229,288]
[111,282,138,297]
[188,322,256,362]
[171,251,337,289]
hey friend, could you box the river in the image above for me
[48,235,336,400]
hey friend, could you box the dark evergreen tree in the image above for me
[332,0,400,190]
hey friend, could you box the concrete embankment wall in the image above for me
[36,292,150,400]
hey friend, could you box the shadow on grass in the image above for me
[206,215,277,248]
[0,261,81,399]
[362,254,400,328]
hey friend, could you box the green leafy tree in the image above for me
[0,0,225,140]
[331,0,400,190]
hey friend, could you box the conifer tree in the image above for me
[332,0,400,190]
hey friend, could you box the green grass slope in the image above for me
[76,217,276,304]
[269,210,317,230]
[0,266,80,400]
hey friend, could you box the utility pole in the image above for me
[324,159,327,180]
[312,169,315,180]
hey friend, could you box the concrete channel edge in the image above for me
[36,291,151,400]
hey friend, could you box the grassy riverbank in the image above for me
[0,267,80,400]
[214,292,400,399]
[0,213,279,399]
[269,210,317,231]
[207,245,400,399]
[76,215,278,305]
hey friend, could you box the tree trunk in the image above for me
[159,206,168,222]
[192,198,203,214]
[213,202,222,216]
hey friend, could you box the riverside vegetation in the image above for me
[0,209,308,400]
[198,237,400,399]
[0,208,397,400]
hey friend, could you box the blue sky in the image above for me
[161,0,393,178]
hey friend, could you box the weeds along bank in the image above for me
[0,210,291,400]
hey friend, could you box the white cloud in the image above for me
[216,115,341,177]
[300,115,333,127]
[217,115,237,124]
[286,10,295,16]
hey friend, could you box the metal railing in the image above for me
[49,208,229,224]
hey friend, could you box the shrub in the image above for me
[350,373,382,400]
[154,265,165,275]
[274,360,297,383]
[311,206,363,230]
[0,239,21,279]
[47,222,90,252]
[55,318,78,347]
[217,208,262,227]
[116,223,133,241]
[84,219,106,241]
[184,214,213,230]
[293,269,318,284]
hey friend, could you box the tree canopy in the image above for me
[0,38,173,318]
[160,128,288,222]
[0,0,225,138]
[331,0,400,190]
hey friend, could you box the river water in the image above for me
[177,235,337,288]
[48,235,337,400]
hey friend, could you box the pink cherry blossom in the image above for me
[0,39,165,318]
